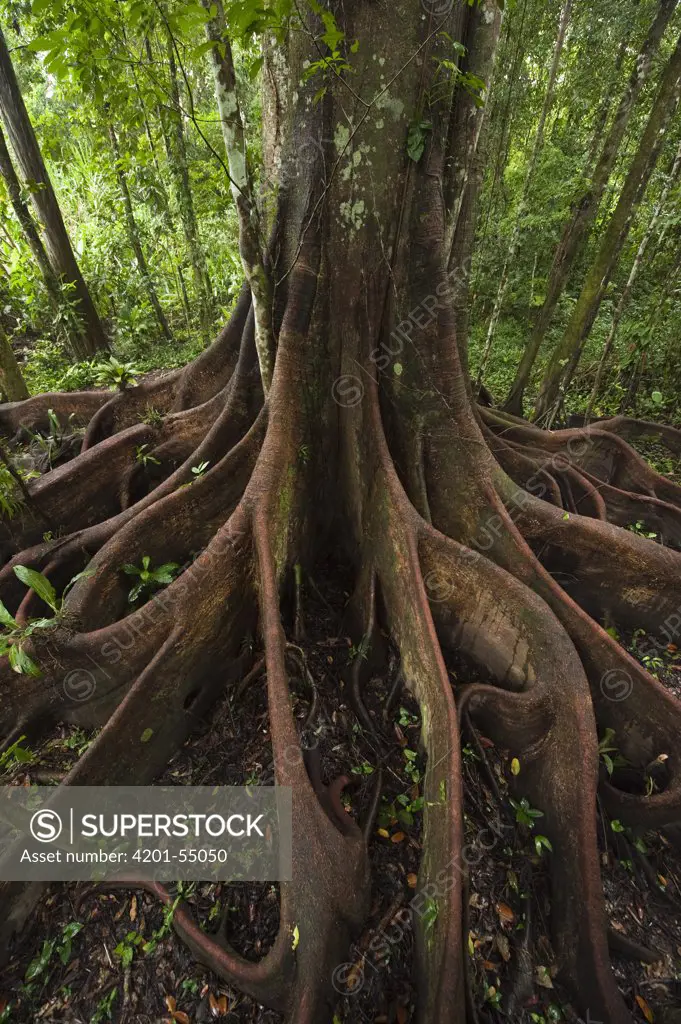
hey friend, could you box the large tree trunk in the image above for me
[534,29,681,423]
[476,0,572,384]
[503,0,676,415]
[107,120,173,342]
[3,5,681,1024]
[0,25,108,360]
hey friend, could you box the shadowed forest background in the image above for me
[0,0,679,425]
[0,0,681,1023]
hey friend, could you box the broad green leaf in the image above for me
[0,600,17,629]
[8,645,42,677]
[13,566,58,613]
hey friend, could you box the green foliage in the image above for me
[597,728,628,777]
[28,408,78,470]
[91,989,118,1023]
[378,792,425,829]
[25,921,83,984]
[135,444,160,467]
[0,564,94,676]
[421,895,438,932]
[122,555,179,602]
[94,356,139,390]
[0,463,36,521]
[509,796,544,829]
[626,520,657,540]
[407,120,432,162]
[0,734,34,771]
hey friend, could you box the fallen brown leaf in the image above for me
[496,902,514,924]
[535,965,553,989]
[635,994,654,1023]
[495,933,511,962]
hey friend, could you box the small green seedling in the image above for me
[122,556,179,603]
[191,461,210,479]
[403,748,422,785]
[91,988,118,1023]
[0,463,38,521]
[143,406,164,427]
[627,520,657,540]
[398,706,419,728]
[135,444,160,468]
[510,796,544,829]
[0,565,94,676]
[421,895,438,932]
[349,635,370,661]
[0,735,34,771]
[598,728,628,776]
[534,834,553,856]
[94,357,138,391]
[114,930,144,968]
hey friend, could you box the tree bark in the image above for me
[0,24,108,359]
[585,134,681,421]
[107,120,172,342]
[201,0,274,391]
[503,0,677,415]
[534,28,681,423]
[0,122,61,308]
[0,325,28,401]
[476,0,572,385]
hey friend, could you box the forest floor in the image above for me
[0,425,680,1023]
[1,554,681,1023]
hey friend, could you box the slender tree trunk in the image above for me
[0,25,107,359]
[503,0,676,414]
[619,246,681,413]
[201,0,274,391]
[584,29,631,177]
[0,123,61,308]
[0,325,28,401]
[534,29,681,423]
[585,134,681,421]
[448,1,503,386]
[476,0,572,386]
[161,25,214,336]
[107,121,172,342]
[474,0,529,275]
[443,0,502,261]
